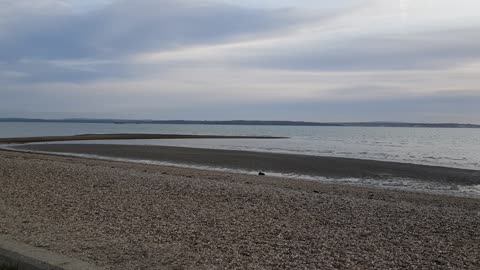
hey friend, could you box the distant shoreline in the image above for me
[1,118,479,128]
[0,133,285,144]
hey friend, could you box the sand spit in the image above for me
[0,150,479,269]
[15,144,480,186]
[0,133,285,144]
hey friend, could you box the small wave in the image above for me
[337,152,353,155]
[442,157,468,161]
[458,185,480,196]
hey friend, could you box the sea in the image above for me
[1,122,480,197]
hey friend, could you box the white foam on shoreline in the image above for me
[2,144,480,199]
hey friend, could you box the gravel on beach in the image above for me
[0,150,479,269]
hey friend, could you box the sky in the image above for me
[1,0,480,123]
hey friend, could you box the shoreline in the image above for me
[0,133,285,144]
[11,143,480,186]
[5,146,480,199]
[0,150,479,269]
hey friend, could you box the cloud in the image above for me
[1,0,480,123]
[0,0,305,61]
[3,78,480,123]
[0,0,313,83]
[239,27,480,71]
[135,17,480,72]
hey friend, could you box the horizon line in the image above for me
[0,118,479,127]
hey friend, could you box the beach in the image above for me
[0,133,283,144]
[12,143,480,186]
[1,149,479,269]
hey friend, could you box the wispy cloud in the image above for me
[1,0,480,123]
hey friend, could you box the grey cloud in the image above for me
[2,86,480,123]
[160,93,480,123]
[94,0,301,53]
[242,27,480,71]
[0,59,130,84]
[0,0,309,84]
[0,0,303,61]
[1,0,479,124]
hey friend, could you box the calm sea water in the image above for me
[1,122,480,170]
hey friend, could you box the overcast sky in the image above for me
[1,0,479,123]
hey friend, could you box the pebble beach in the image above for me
[1,149,480,269]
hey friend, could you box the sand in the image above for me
[1,150,480,269]
[14,143,480,185]
[0,134,284,144]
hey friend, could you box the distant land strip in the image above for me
[0,118,479,128]
[0,134,286,144]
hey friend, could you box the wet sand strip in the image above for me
[0,133,285,144]
[14,143,480,185]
